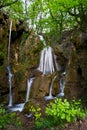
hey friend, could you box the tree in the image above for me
[0,0,18,9]
[28,0,87,34]
[1,0,87,34]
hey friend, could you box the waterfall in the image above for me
[8,20,12,64]
[39,35,46,46]
[38,35,61,74]
[8,78,34,112]
[7,65,13,107]
[38,46,56,74]
[56,73,65,97]
[7,20,13,107]
[8,103,25,112]
[25,78,34,102]
[44,76,57,100]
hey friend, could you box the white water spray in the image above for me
[38,46,55,74]
[8,103,25,112]
[44,76,57,100]
[7,20,13,107]
[8,20,12,64]
[38,35,61,74]
[25,78,34,102]
[39,35,46,46]
[56,73,65,97]
[8,77,34,112]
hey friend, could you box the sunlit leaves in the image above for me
[1,0,87,33]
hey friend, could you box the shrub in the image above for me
[30,99,87,129]
[46,99,87,125]
[0,104,22,129]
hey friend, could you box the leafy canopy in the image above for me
[1,0,87,34]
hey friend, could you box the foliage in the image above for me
[0,104,22,129]
[0,0,25,20]
[30,99,87,129]
[28,0,87,34]
[30,105,42,120]
[1,0,87,35]
[46,99,87,124]
[29,105,44,129]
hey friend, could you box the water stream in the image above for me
[25,78,34,102]
[38,35,61,74]
[7,33,65,112]
[8,77,34,112]
[7,20,13,107]
[44,75,57,100]
[39,35,46,46]
[38,46,55,74]
[56,73,66,97]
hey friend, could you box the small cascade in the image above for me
[44,76,57,100]
[7,65,13,107]
[8,103,25,112]
[8,77,34,112]
[7,20,13,107]
[38,35,61,74]
[39,35,46,46]
[38,46,55,74]
[8,20,12,64]
[25,78,34,102]
[56,73,66,97]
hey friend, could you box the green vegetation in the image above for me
[0,104,22,129]
[0,0,87,35]
[0,1,87,129]
[30,99,87,130]
[46,99,86,123]
[30,105,42,121]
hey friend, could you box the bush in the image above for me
[30,99,87,129]
[0,104,22,129]
[46,99,87,125]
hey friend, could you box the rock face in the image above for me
[0,12,12,102]
[0,12,87,107]
[30,74,60,99]
[0,13,63,105]
[0,12,29,103]
[65,32,87,100]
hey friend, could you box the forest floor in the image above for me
[1,112,87,130]
[12,113,87,130]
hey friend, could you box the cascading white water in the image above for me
[7,20,13,107]
[8,20,12,64]
[8,77,34,112]
[56,73,65,97]
[38,46,55,74]
[39,35,46,46]
[25,78,34,102]
[44,75,57,100]
[38,35,61,74]
[8,103,25,112]
[7,65,13,107]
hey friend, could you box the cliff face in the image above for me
[0,12,87,106]
[0,12,29,103]
[0,12,11,99]
[64,32,87,100]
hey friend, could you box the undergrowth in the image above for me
[0,104,22,129]
[30,99,87,130]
